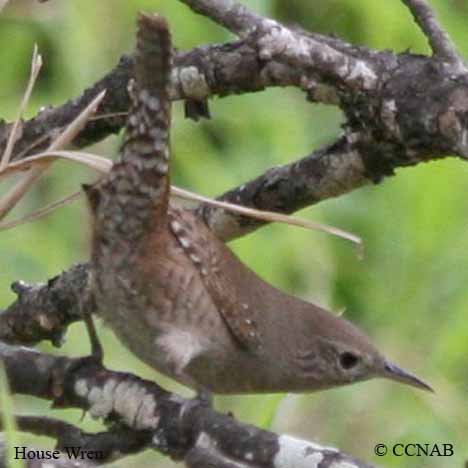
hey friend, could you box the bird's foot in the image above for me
[51,354,104,408]
[80,291,103,364]
[177,386,213,451]
[83,312,103,364]
[194,387,213,408]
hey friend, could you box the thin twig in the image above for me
[0,45,42,170]
[0,150,111,180]
[48,90,107,151]
[0,136,362,245]
[0,146,361,246]
[0,171,46,222]
[89,111,128,121]
[178,0,263,36]
[402,0,463,65]
[173,186,363,248]
[0,190,82,231]
[0,91,106,221]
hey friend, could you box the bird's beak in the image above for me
[382,361,434,393]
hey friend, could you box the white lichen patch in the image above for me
[74,378,89,398]
[179,66,210,100]
[258,24,300,61]
[380,99,400,137]
[274,435,337,468]
[112,381,159,429]
[74,377,159,429]
[330,462,359,468]
[258,21,377,92]
[87,383,113,419]
[345,60,377,90]
[135,391,159,430]
[37,313,53,330]
[245,451,254,461]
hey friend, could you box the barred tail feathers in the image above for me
[120,13,172,209]
[85,14,173,243]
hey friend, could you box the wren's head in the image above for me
[298,308,433,393]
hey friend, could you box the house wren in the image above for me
[85,14,432,395]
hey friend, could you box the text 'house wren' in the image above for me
[86,14,432,395]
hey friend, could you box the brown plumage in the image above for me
[86,13,432,395]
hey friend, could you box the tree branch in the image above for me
[0,342,377,468]
[0,264,87,346]
[0,415,150,465]
[197,134,368,240]
[402,0,463,65]
[178,0,263,36]
[0,42,303,163]
[180,0,380,93]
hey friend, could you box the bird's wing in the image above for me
[168,206,263,352]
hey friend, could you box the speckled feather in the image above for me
[168,206,263,351]
[85,14,172,245]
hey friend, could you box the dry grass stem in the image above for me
[0,45,42,171]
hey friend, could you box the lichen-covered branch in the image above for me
[0,263,88,346]
[0,415,150,466]
[0,343,377,468]
[178,0,263,36]
[179,0,374,93]
[197,134,368,240]
[0,42,303,162]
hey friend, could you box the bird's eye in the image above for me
[339,352,360,370]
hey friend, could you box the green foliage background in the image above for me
[1,0,467,466]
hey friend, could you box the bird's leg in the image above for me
[194,386,213,408]
[176,369,213,408]
[178,384,214,436]
[80,284,104,364]
[52,293,103,409]
[79,287,103,365]
[83,310,103,364]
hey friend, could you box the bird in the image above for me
[84,13,432,397]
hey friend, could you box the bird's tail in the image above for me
[120,13,172,211]
[85,14,173,240]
